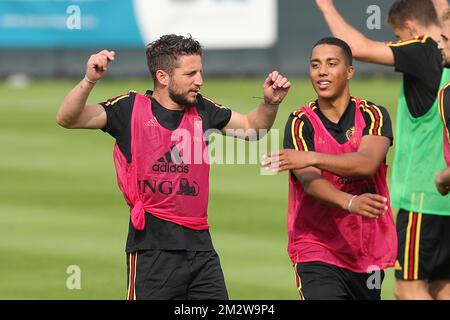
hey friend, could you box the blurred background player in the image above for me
[263,37,397,300]
[316,0,450,300]
[436,10,450,197]
[56,34,290,300]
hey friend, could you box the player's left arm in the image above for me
[222,71,291,140]
[293,167,387,219]
[315,0,394,65]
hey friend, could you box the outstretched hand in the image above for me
[86,50,115,82]
[261,149,313,172]
[263,71,291,105]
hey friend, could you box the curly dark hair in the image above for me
[388,0,439,29]
[146,34,202,82]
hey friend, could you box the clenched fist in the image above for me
[85,50,115,82]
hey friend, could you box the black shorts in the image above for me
[395,209,450,281]
[295,262,385,300]
[126,249,228,300]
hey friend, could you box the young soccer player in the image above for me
[316,0,450,300]
[263,37,397,300]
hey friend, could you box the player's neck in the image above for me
[418,25,441,42]
[151,89,185,111]
[427,25,443,43]
[317,92,351,123]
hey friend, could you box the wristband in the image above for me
[252,96,280,106]
[84,75,97,84]
[347,195,358,213]
[263,97,280,106]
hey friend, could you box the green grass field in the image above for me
[0,76,402,299]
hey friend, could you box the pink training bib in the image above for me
[287,98,397,272]
[113,93,210,230]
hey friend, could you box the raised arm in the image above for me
[264,135,391,179]
[56,50,115,129]
[315,0,394,65]
[222,71,290,140]
[294,167,387,219]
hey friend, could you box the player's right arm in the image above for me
[315,0,394,65]
[56,50,115,129]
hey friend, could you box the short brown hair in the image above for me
[146,34,202,82]
[442,8,450,23]
[388,0,439,29]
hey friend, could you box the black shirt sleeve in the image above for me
[283,112,315,151]
[197,94,232,131]
[361,102,394,144]
[387,37,443,118]
[99,91,136,162]
[99,91,136,139]
[388,36,442,79]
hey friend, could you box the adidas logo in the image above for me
[152,145,189,173]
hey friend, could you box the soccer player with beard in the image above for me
[56,34,291,300]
